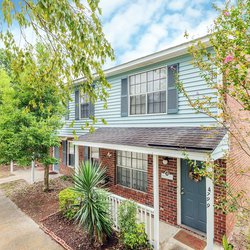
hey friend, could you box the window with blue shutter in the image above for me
[121,78,128,117]
[84,146,89,162]
[75,90,80,120]
[167,64,179,114]
[65,100,69,120]
[62,140,67,165]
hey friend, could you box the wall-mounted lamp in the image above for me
[162,157,169,165]
[107,152,112,158]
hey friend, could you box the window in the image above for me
[65,100,69,120]
[129,67,166,115]
[68,141,75,167]
[90,147,99,163]
[116,151,148,192]
[80,95,90,118]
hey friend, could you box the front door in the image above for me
[181,159,206,233]
[53,146,60,173]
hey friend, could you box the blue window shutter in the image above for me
[65,100,69,120]
[75,90,79,120]
[167,64,179,114]
[121,78,128,117]
[84,146,89,162]
[62,140,67,165]
[89,102,95,117]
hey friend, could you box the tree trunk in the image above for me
[43,165,50,192]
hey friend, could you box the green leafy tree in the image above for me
[1,0,114,126]
[0,44,65,191]
[179,0,249,247]
[73,161,112,245]
[0,0,114,190]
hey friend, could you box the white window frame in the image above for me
[67,141,75,168]
[116,151,148,193]
[128,66,167,116]
[90,147,100,162]
[79,94,90,119]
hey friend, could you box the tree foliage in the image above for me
[1,0,114,129]
[179,1,249,246]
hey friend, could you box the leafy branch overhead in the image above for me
[1,0,115,128]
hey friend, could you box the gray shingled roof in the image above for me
[78,127,226,152]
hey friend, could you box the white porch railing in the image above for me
[108,193,155,245]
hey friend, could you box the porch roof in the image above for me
[77,127,226,153]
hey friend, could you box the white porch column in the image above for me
[10,160,14,174]
[153,154,160,250]
[206,171,214,250]
[75,145,79,174]
[31,160,35,183]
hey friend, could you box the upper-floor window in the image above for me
[116,151,148,192]
[80,95,90,118]
[129,67,166,115]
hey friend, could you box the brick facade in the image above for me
[58,141,85,176]
[60,145,234,244]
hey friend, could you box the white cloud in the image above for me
[167,0,188,11]
[102,1,221,64]
[103,0,166,50]
[99,0,128,18]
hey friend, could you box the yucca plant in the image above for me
[73,160,112,245]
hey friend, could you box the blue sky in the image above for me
[0,0,225,68]
[99,0,224,68]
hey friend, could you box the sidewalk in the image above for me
[0,167,61,185]
[0,190,62,250]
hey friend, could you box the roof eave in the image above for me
[74,35,210,84]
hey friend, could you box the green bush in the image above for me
[118,201,151,250]
[59,187,81,220]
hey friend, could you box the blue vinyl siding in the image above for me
[58,54,218,137]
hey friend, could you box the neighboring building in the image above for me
[53,36,250,249]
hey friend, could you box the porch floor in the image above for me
[159,221,223,250]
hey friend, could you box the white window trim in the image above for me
[116,151,148,192]
[128,66,168,116]
[79,94,90,120]
[90,147,100,161]
[67,141,75,168]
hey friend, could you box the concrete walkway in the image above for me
[0,167,61,185]
[0,190,63,250]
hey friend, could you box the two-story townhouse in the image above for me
[53,36,250,250]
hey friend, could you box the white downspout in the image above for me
[75,145,79,174]
[206,168,214,250]
[153,154,160,250]
[10,160,14,174]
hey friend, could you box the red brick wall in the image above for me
[223,93,250,240]
[158,156,178,225]
[100,149,177,224]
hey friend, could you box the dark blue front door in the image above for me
[54,146,60,173]
[181,159,206,233]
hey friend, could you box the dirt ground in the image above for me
[0,165,13,178]
[0,177,123,250]
[0,177,72,222]
[42,213,122,250]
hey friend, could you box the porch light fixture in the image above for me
[106,152,112,158]
[162,157,169,165]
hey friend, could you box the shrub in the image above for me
[118,200,151,250]
[59,187,81,220]
[73,161,112,245]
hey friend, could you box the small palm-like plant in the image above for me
[73,160,112,245]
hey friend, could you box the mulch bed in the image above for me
[2,177,72,223]
[41,212,123,250]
